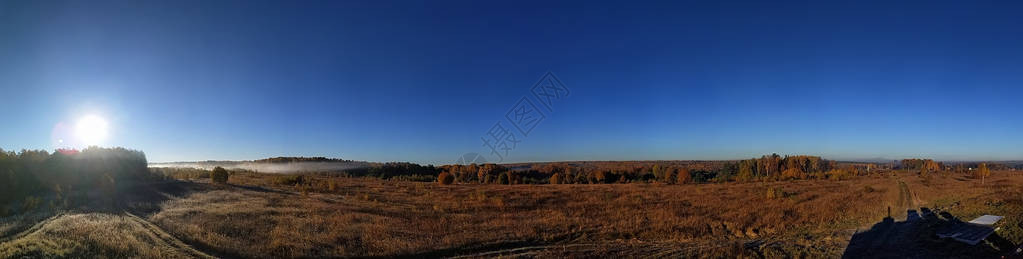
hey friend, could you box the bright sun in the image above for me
[76,115,109,146]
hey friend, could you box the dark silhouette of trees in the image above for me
[498,172,510,184]
[0,147,149,207]
[344,162,439,179]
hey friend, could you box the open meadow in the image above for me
[3,167,1021,258]
[6,1,1023,258]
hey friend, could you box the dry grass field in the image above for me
[1,170,1021,258]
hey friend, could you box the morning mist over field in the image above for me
[2,0,1023,258]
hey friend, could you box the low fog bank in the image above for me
[150,161,373,174]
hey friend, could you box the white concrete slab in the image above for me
[968,215,1003,225]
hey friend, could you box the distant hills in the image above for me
[150,156,372,174]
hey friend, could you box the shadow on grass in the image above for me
[119,180,254,259]
[843,207,1016,258]
[227,183,292,195]
[116,180,214,216]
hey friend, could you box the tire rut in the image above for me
[123,211,216,259]
[0,213,61,244]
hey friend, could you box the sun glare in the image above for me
[76,115,108,146]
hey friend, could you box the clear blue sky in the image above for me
[1,1,1022,164]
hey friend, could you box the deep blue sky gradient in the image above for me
[1,1,1022,164]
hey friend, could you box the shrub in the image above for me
[826,169,851,181]
[766,187,784,199]
[391,174,436,182]
[273,175,304,185]
[211,166,229,184]
[437,172,454,185]
[328,179,338,191]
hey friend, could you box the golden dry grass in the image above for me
[0,213,211,258]
[148,173,906,257]
[2,170,1022,258]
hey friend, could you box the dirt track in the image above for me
[123,212,215,259]
[895,179,921,218]
[0,181,217,258]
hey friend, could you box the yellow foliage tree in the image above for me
[781,167,804,180]
[437,172,454,185]
[977,163,991,185]
[675,168,691,184]
[550,173,561,184]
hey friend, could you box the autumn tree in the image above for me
[736,162,754,182]
[437,172,454,185]
[443,164,462,182]
[574,170,589,184]
[591,170,608,184]
[652,165,664,182]
[781,167,804,180]
[507,171,520,184]
[675,168,691,184]
[977,163,991,185]
[653,165,675,183]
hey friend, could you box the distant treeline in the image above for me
[342,162,440,179]
[942,162,1017,171]
[152,154,1023,186]
[733,154,841,181]
[433,154,864,185]
[898,159,942,171]
[0,147,151,208]
[151,157,372,174]
[431,155,1022,185]
[153,162,444,183]
[253,157,357,163]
